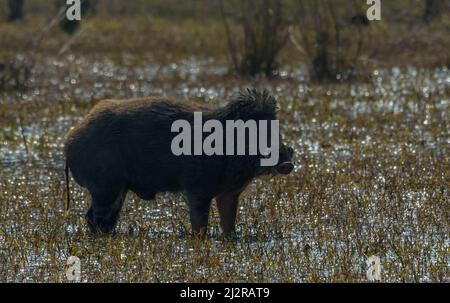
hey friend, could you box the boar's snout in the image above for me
[273,146,294,175]
[274,161,294,175]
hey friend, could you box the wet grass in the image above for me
[0,56,448,282]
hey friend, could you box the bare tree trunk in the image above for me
[7,0,25,22]
[59,0,96,35]
[423,0,441,23]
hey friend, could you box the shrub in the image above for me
[218,0,289,77]
[291,0,368,81]
[0,55,32,91]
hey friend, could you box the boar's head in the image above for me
[224,89,295,178]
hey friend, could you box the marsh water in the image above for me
[0,56,448,282]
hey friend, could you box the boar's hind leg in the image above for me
[216,192,240,237]
[187,193,212,237]
[86,186,126,234]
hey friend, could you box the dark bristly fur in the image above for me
[64,89,294,236]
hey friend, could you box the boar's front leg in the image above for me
[187,193,212,237]
[216,192,240,237]
[86,186,126,234]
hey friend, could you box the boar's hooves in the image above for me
[191,230,208,240]
[221,232,238,242]
[86,217,116,235]
[90,225,116,236]
[274,161,294,175]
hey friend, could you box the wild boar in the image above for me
[64,89,294,236]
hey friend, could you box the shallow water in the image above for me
[0,56,449,282]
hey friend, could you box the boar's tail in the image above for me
[65,160,70,211]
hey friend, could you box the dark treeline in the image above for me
[3,0,446,22]
[1,0,448,81]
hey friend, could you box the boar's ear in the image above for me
[236,88,278,118]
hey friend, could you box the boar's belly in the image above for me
[131,187,157,201]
